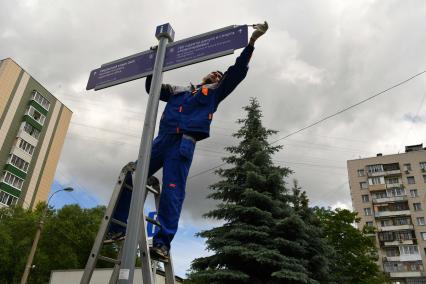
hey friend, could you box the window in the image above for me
[394,203,409,211]
[8,154,29,172]
[18,139,35,155]
[366,221,373,227]
[409,262,422,271]
[0,190,18,206]
[360,182,368,189]
[362,195,369,203]
[423,175,426,183]
[386,177,400,184]
[379,231,394,241]
[364,208,372,216]
[396,231,413,241]
[395,217,410,225]
[417,217,425,225]
[414,203,422,211]
[387,188,405,197]
[421,232,426,241]
[404,163,412,171]
[368,176,384,185]
[407,176,416,184]
[410,189,418,198]
[374,191,387,199]
[357,169,365,177]
[386,247,400,257]
[367,164,383,173]
[22,122,40,139]
[31,90,50,110]
[383,262,401,273]
[1,172,24,190]
[26,106,46,126]
[401,245,419,255]
[381,219,392,227]
[420,162,426,171]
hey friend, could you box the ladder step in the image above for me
[145,216,161,227]
[98,255,121,265]
[146,185,159,195]
[122,184,159,195]
[111,218,127,228]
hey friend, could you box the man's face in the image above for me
[202,71,223,84]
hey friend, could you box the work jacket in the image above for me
[146,45,254,141]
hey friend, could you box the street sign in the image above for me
[146,211,159,238]
[86,25,248,90]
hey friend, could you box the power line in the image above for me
[188,70,426,179]
[270,70,426,144]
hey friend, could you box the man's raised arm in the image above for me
[215,21,269,104]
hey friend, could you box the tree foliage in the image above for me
[313,207,387,284]
[0,203,110,284]
[188,98,331,284]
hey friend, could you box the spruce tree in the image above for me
[188,98,331,284]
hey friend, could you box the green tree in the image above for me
[188,98,331,284]
[0,206,38,284]
[314,207,387,284]
[0,204,111,284]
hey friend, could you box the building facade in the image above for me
[348,144,426,283]
[0,58,72,209]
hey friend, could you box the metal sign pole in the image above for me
[117,23,174,284]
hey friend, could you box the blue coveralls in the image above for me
[113,44,254,250]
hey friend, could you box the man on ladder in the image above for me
[111,21,268,262]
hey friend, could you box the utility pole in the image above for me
[20,187,74,284]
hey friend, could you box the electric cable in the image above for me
[270,70,426,145]
[188,70,426,179]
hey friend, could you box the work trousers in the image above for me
[112,133,195,249]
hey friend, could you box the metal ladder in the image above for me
[80,162,176,284]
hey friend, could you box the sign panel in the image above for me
[146,211,159,238]
[87,25,248,90]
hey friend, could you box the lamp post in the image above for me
[20,187,74,284]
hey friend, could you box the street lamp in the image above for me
[20,187,74,284]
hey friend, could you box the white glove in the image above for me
[251,21,269,42]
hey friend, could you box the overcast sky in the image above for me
[1,0,426,277]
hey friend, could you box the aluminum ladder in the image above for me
[80,162,176,284]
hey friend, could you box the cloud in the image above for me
[2,0,426,274]
[403,113,425,124]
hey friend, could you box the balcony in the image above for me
[386,183,403,189]
[369,184,387,191]
[368,170,401,177]
[385,169,402,176]
[374,210,411,218]
[368,171,385,177]
[384,240,414,246]
[17,128,38,146]
[378,224,413,231]
[373,195,407,204]
[389,271,423,278]
[384,254,422,262]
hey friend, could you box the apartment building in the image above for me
[0,58,72,209]
[348,144,426,283]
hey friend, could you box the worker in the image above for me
[113,22,268,261]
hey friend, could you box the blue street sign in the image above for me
[146,211,159,238]
[87,25,248,90]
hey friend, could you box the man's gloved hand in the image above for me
[250,21,268,44]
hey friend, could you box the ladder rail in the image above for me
[150,183,176,284]
[80,164,132,284]
[80,162,177,284]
